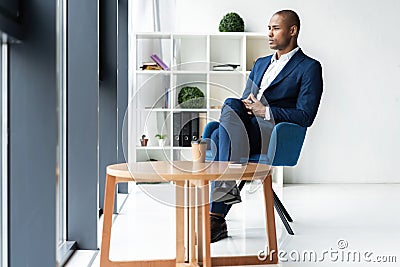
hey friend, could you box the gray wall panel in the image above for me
[98,0,117,211]
[116,0,129,195]
[118,0,128,163]
[67,0,99,249]
[8,0,56,266]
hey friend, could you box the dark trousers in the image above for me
[210,98,273,216]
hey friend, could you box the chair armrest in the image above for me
[202,121,220,160]
[202,121,219,139]
[267,122,307,166]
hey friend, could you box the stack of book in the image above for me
[151,54,169,70]
[140,62,162,70]
[212,64,240,71]
[140,53,170,71]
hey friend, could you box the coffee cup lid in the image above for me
[191,139,207,144]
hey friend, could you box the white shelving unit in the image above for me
[130,32,273,162]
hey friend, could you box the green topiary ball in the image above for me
[219,12,245,32]
[178,86,205,108]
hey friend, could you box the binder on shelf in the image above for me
[180,112,191,147]
[190,112,200,142]
[173,112,201,147]
[173,112,181,146]
[150,54,170,70]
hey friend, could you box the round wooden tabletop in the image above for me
[107,161,272,182]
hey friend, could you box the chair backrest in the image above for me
[202,122,307,167]
[267,122,307,166]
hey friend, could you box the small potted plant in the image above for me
[155,134,167,146]
[178,86,205,108]
[219,12,245,32]
[140,134,148,146]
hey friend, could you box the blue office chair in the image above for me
[202,121,307,235]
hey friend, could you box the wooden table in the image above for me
[100,161,278,267]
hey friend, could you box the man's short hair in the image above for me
[274,10,300,31]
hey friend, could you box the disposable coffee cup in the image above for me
[191,140,207,163]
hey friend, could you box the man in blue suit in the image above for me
[210,10,323,242]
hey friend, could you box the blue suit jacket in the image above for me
[242,48,323,127]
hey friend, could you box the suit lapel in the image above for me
[267,49,305,89]
[252,57,271,95]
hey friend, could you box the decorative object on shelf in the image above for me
[213,64,240,71]
[219,12,245,32]
[150,54,170,70]
[210,105,222,109]
[155,134,167,146]
[178,86,205,108]
[164,88,170,108]
[140,62,162,70]
[140,134,148,146]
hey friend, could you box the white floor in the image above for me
[66,183,400,267]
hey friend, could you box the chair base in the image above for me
[237,180,294,235]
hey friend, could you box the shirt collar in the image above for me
[271,47,300,63]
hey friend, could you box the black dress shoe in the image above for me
[211,184,242,205]
[210,214,228,243]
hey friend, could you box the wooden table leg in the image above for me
[200,180,211,267]
[188,182,197,264]
[176,181,185,264]
[262,174,278,264]
[196,185,203,266]
[100,174,116,267]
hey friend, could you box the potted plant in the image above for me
[178,86,205,108]
[155,134,167,146]
[219,12,245,32]
[140,134,148,146]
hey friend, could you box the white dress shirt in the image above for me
[256,47,300,120]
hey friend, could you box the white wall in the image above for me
[175,0,400,183]
[131,0,176,32]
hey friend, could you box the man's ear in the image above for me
[290,25,298,36]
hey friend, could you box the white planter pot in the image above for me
[158,139,166,147]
